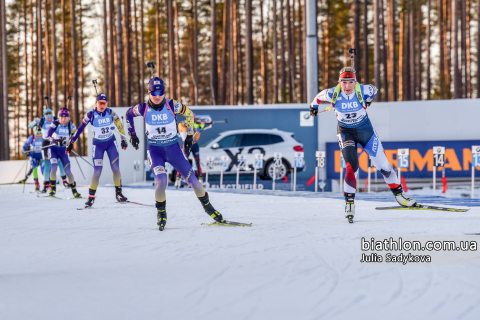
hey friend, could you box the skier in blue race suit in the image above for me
[310,67,417,221]
[125,76,226,231]
[18,129,44,191]
[46,108,82,199]
[28,108,68,192]
[68,93,129,207]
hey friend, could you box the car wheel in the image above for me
[264,159,288,180]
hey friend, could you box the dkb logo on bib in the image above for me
[341,102,358,110]
[152,114,168,121]
[98,118,111,125]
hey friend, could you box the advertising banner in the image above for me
[326,140,480,179]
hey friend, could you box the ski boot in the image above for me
[34,179,40,191]
[85,189,96,207]
[42,183,50,193]
[198,192,225,223]
[49,180,57,197]
[391,186,417,207]
[156,201,167,231]
[345,193,355,223]
[70,182,82,198]
[62,176,69,188]
[115,186,128,202]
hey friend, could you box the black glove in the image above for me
[184,135,193,155]
[121,139,128,150]
[365,101,372,107]
[66,141,74,153]
[130,134,140,150]
[310,105,318,116]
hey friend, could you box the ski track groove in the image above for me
[386,267,404,305]
[308,248,340,319]
[457,298,480,319]
[405,265,434,305]
[184,254,238,300]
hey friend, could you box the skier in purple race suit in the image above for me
[46,108,82,199]
[68,93,129,208]
[126,77,226,231]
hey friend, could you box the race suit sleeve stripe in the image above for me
[111,110,127,141]
[70,123,77,136]
[173,100,194,136]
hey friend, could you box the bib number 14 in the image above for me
[156,127,167,134]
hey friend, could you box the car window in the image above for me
[240,134,266,147]
[268,134,284,144]
[217,134,241,148]
[238,133,285,146]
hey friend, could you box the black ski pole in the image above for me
[147,61,156,77]
[92,79,99,95]
[74,155,86,180]
[348,48,357,69]
[69,149,94,168]
[44,96,49,111]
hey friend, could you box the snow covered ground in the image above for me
[1,184,479,320]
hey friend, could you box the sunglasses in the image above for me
[45,112,53,116]
[97,101,108,106]
[150,91,165,97]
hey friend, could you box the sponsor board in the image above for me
[327,140,480,179]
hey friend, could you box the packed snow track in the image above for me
[1,185,479,320]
